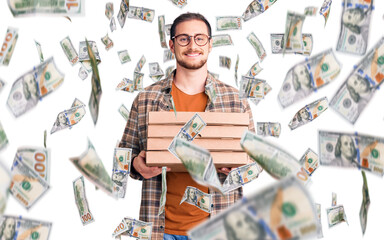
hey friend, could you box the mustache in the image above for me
[183,50,204,54]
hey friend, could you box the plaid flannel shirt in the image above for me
[119,70,255,240]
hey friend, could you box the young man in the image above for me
[119,13,255,240]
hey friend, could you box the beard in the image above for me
[176,50,207,70]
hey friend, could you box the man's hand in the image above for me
[133,151,171,179]
[217,167,234,175]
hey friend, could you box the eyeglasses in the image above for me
[172,34,210,47]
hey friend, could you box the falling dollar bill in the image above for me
[116,78,134,92]
[112,148,131,198]
[205,82,217,105]
[128,6,155,23]
[117,0,129,28]
[158,15,167,49]
[0,162,11,214]
[304,6,318,16]
[327,205,348,228]
[249,82,272,106]
[133,72,144,91]
[118,104,130,121]
[112,217,152,238]
[163,49,175,63]
[165,24,172,36]
[241,130,311,185]
[60,36,79,66]
[0,215,52,240]
[242,0,278,22]
[165,65,175,78]
[79,40,101,72]
[257,122,281,137]
[222,162,262,193]
[239,76,265,99]
[216,16,242,31]
[319,0,333,26]
[7,57,65,117]
[360,170,370,235]
[219,56,231,69]
[110,17,117,32]
[246,61,263,78]
[318,130,384,176]
[168,0,187,8]
[7,0,84,17]
[212,34,233,47]
[10,156,50,209]
[0,27,18,66]
[34,40,44,63]
[78,66,88,80]
[332,192,337,206]
[51,98,86,134]
[336,0,373,55]
[247,32,266,61]
[330,37,384,124]
[299,148,319,176]
[0,79,5,93]
[117,50,131,64]
[271,33,313,56]
[159,167,167,215]
[134,55,146,73]
[278,48,341,108]
[283,12,306,54]
[180,186,212,213]
[16,147,50,183]
[105,2,114,20]
[69,139,114,197]
[189,176,319,240]
[73,176,94,225]
[315,203,324,238]
[289,97,328,130]
[101,33,114,51]
[149,62,164,82]
[0,121,9,151]
[234,54,239,86]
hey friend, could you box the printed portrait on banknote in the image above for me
[223,210,266,240]
[345,73,372,111]
[0,217,16,240]
[326,135,359,167]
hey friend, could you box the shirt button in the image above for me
[160,226,164,229]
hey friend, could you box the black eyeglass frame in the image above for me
[171,34,211,47]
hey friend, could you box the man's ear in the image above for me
[169,39,175,54]
[208,39,213,53]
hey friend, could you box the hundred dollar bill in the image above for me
[169,0,187,8]
[60,36,79,66]
[249,82,272,106]
[118,50,131,64]
[73,176,94,225]
[159,167,167,215]
[118,104,130,121]
[113,217,152,238]
[51,98,86,134]
[242,0,278,22]
[166,65,175,78]
[149,62,164,82]
[0,27,18,66]
[289,97,328,130]
[133,72,144,91]
[116,78,134,92]
[246,61,263,78]
[315,203,324,238]
[69,139,114,197]
[163,49,175,63]
[360,170,370,235]
[222,162,262,193]
[304,6,318,16]
[205,82,217,104]
[165,24,172,36]
[0,162,11,214]
[332,192,337,206]
[212,34,233,47]
[16,147,50,183]
[134,55,146,73]
[271,33,313,56]
[320,0,333,26]
[234,54,239,86]
[78,66,88,80]
[336,0,373,55]
[318,130,384,176]
[327,205,348,227]
[299,148,319,176]
[283,12,306,54]
[330,37,384,124]
[105,2,114,20]
[216,16,242,31]
[101,33,114,51]
[10,156,50,209]
[158,15,167,49]
[257,122,281,137]
[0,215,52,240]
[0,121,9,151]
[79,40,101,72]
[189,176,319,240]
[128,6,155,23]
[278,48,341,108]
[239,76,265,99]
[7,0,84,17]
[219,56,231,69]
[34,40,44,63]
[180,186,212,213]
[117,0,129,28]
[110,17,117,32]
[241,130,311,185]
[112,148,131,198]
[7,57,65,117]
[247,32,266,61]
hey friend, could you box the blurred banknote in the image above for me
[249,82,272,106]
[257,122,281,137]
[326,205,348,227]
[105,2,114,20]
[134,55,146,73]
[34,40,44,63]
[212,34,233,47]
[304,6,318,16]
[219,56,231,69]
[242,0,278,22]
[318,130,384,176]
[159,167,167,215]
[117,0,129,28]
[78,66,88,80]
[0,27,18,66]
[116,78,134,92]
[271,33,313,56]
[133,72,144,91]
[283,12,306,54]
[128,6,155,22]
[118,104,130,121]
[0,215,52,240]
[315,203,324,238]
[73,176,94,225]
[332,192,337,206]
[205,82,217,104]
[101,33,114,51]
[166,65,175,78]
[330,37,384,124]
[16,147,50,183]
[234,54,239,86]
[222,162,262,193]
[247,32,266,61]
[0,79,5,93]
[112,148,131,198]
[118,50,131,64]
[241,130,311,185]
[165,24,171,36]
[239,76,265,99]
[216,16,242,31]
[180,186,212,213]
[69,139,114,197]
[0,162,11,214]
[278,48,341,108]
[169,0,187,8]
[0,121,9,150]
[79,40,101,72]
[7,0,84,16]
[246,62,263,78]
[60,36,79,66]
[299,148,319,176]
[149,62,164,82]
[158,15,167,48]
[289,97,328,130]
[110,17,117,32]
[163,49,175,63]
[112,217,152,238]
[360,170,370,235]
[7,57,65,117]
[319,0,333,26]
[189,176,319,240]
[51,98,86,134]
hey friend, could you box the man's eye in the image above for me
[180,37,188,42]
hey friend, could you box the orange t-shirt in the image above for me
[164,81,209,235]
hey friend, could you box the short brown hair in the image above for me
[170,12,212,40]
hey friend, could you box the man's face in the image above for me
[2,218,15,239]
[226,212,259,239]
[340,135,356,160]
[294,65,310,88]
[347,74,369,94]
[169,20,212,70]
[343,9,364,26]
